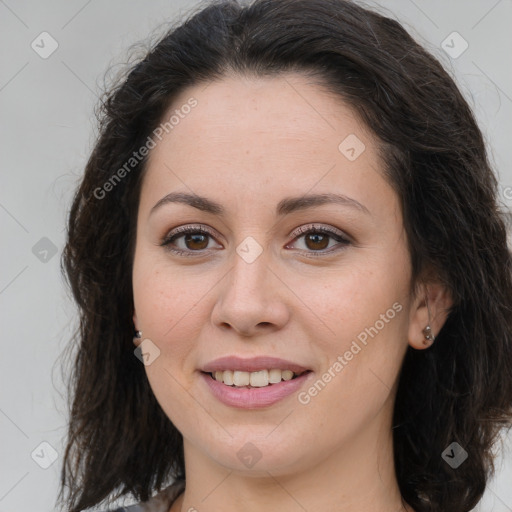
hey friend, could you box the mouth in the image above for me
[200,367,314,409]
[202,369,312,388]
[199,356,313,407]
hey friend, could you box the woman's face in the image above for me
[132,73,419,476]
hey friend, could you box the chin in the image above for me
[200,431,315,476]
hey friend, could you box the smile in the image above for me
[200,369,313,409]
[208,369,308,388]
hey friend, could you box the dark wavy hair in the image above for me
[58,0,512,511]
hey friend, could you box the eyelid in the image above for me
[288,223,349,241]
[162,223,219,242]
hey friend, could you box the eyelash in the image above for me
[160,223,351,258]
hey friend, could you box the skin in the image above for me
[131,73,452,512]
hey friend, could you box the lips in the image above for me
[201,355,310,374]
[199,356,313,408]
[201,369,313,409]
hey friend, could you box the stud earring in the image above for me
[133,330,142,346]
[422,324,435,344]
[423,296,435,345]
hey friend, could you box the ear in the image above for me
[408,282,452,350]
[132,309,142,347]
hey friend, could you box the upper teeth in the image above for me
[213,369,298,387]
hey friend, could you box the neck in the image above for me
[174,405,411,512]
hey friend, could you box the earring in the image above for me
[133,330,142,346]
[423,324,435,344]
[423,295,435,345]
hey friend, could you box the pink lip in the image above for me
[200,370,313,409]
[201,356,310,373]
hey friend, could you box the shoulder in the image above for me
[97,479,185,512]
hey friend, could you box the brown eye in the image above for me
[287,225,351,255]
[184,233,209,250]
[161,225,222,256]
[304,232,330,251]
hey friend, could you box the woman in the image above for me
[58,0,512,511]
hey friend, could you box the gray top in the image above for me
[99,480,185,512]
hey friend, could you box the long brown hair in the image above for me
[58,1,512,510]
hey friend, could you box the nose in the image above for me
[210,245,290,337]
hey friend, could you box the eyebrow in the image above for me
[150,191,370,217]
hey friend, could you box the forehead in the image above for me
[139,72,397,222]
[158,72,372,156]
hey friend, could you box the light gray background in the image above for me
[1,1,511,511]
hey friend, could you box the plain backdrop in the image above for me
[1,1,511,511]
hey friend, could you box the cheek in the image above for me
[293,250,410,401]
[297,301,408,444]
[132,260,209,426]
[133,253,210,336]
[292,257,408,343]
[132,255,225,410]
